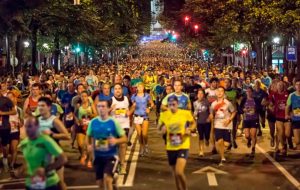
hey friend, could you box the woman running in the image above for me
[193,89,211,157]
[76,91,97,168]
[131,83,154,156]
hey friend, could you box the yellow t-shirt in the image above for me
[159,109,194,151]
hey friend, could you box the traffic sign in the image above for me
[287,46,297,61]
[250,51,257,59]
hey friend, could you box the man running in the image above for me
[19,116,67,190]
[210,87,236,166]
[87,100,127,190]
[158,95,196,190]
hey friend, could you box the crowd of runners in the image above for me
[0,41,299,190]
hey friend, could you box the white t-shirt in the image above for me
[111,96,130,129]
[210,99,235,130]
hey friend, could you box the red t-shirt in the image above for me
[272,92,289,119]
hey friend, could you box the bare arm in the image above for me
[46,153,67,173]
[53,118,71,140]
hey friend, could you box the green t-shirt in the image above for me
[19,135,63,188]
[131,78,143,87]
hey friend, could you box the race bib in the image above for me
[30,175,46,190]
[66,114,73,121]
[278,102,286,110]
[169,133,183,146]
[134,116,144,125]
[95,139,109,151]
[216,111,225,119]
[10,121,19,133]
[115,109,127,117]
[293,108,300,117]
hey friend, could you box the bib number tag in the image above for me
[293,109,300,117]
[216,111,225,119]
[66,114,73,121]
[115,109,126,117]
[169,133,183,146]
[95,139,109,151]
[134,116,144,125]
[30,175,46,190]
[10,121,19,133]
[82,118,90,132]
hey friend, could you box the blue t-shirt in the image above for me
[111,86,129,97]
[87,117,125,157]
[162,93,190,110]
[131,93,151,116]
[289,92,300,121]
[61,92,77,107]
[99,93,113,101]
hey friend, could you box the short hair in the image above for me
[114,83,123,89]
[43,90,52,97]
[295,78,300,83]
[167,95,178,103]
[76,83,84,90]
[38,97,52,107]
[210,77,219,83]
[98,99,112,107]
[32,83,41,89]
[123,75,131,81]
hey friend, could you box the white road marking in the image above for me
[207,172,218,186]
[193,166,228,186]
[256,145,300,190]
[117,130,137,185]
[124,137,140,187]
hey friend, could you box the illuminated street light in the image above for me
[43,43,49,49]
[194,24,199,30]
[273,37,280,44]
[24,41,30,48]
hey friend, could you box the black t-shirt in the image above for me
[0,96,14,130]
[185,84,202,101]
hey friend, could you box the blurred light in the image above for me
[242,49,247,55]
[172,34,177,40]
[24,41,30,48]
[184,16,190,21]
[273,37,280,44]
[75,47,80,53]
[194,24,199,30]
[43,43,49,49]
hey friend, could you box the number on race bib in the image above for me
[95,139,109,151]
[169,133,183,146]
[30,175,46,190]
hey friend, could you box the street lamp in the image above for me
[184,16,190,25]
[43,43,49,49]
[24,41,30,48]
[194,24,199,35]
[273,37,280,44]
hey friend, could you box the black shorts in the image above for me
[0,129,11,146]
[276,118,291,123]
[243,120,259,129]
[94,156,119,180]
[197,123,211,141]
[10,132,20,141]
[215,128,231,142]
[292,121,300,129]
[167,149,189,166]
[267,115,276,123]
[124,128,129,137]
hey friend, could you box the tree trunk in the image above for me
[31,28,38,76]
[54,34,60,72]
[16,35,24,73]
[254,40,262,70]
[266,44,272,71]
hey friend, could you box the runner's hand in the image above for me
[223,119,231,127]
[185,128,191,136]
[108,137,117,146]
[146,108,150,114]
[35,167,45,177]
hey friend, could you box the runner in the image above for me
[131,82,154,156]
[161,80,191,111]
[0,90,16,172]
[158,95,196,190]
[272,81,290,155]
[7,91,23,172]
[87,100,127,190]
[23,83,41,117]
[193,89,211,157]
[210,87,236,166]
[286,78,300,150]
[77,91,97,168]
[18,116,67,190]
[111,83,133,174]
[37,97,70,190]
[240,87,259,157]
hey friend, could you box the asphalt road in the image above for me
[1,114,300,190]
